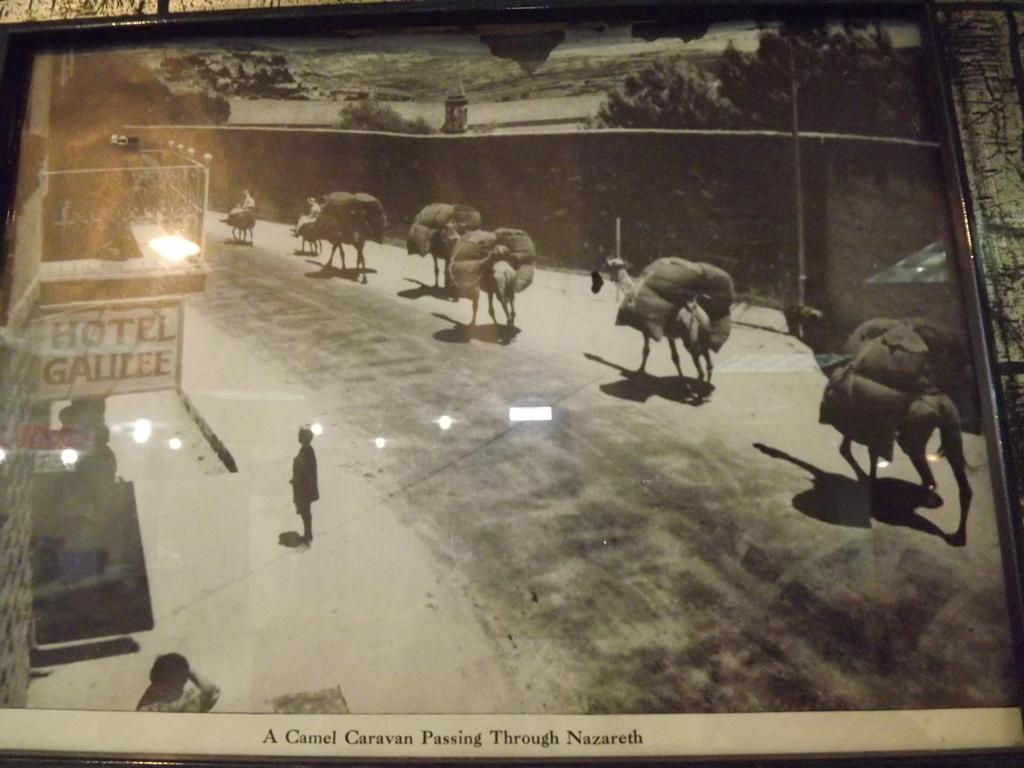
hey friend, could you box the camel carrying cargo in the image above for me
[300,191,387,281]
[819,318,973,546]
[407,203,482,290]
[615,257,734,352]
[448,228,537,338]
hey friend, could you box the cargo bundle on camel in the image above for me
[407,202,482,293]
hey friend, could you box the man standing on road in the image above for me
[291,426,319,545]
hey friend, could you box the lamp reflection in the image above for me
[149,235,200,263]
[310,422,324,436]
[60,448,79,466]
[374,437,387,449]
[168,437,183,451]
[133,419,152,444]
[438,415,453,431]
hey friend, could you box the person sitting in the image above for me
[294,196,321,235]
[136,653,220,712]
[230,189,255,218]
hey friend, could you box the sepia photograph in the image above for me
[0,9,1021,758]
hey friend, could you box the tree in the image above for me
[716,24,932,138]
[596,59,731,129]
[337,99,435,134]
[597,24,933,140]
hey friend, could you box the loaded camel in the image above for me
[789,308,973,546]
[297,192,386,283]
[448,229,536,343]
[407,203,482,294]
[605,256,734,383]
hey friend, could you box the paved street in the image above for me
[28,215,1016,713]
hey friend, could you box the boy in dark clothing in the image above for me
[291,427,319,544]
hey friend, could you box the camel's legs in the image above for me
[897,428,943,488]
[470,294,479,326]
[944,436,972,546]
[639,334,651,373]
[667,338,686,379]
[508,293,516,328]
[867,446,880,489]
[839,436,865,480]
[487,292,498,325]
[356,241,367,283]
[689,349,704,381]
[704,351,713,383]
[433,256,441,288]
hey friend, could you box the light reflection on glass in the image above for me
[310,422,324,436]
[876,459,890,469]
[438,415,453,431]
[927,454,940,463]
[168,437,183,451]
[133,419,152,444]
[0,447,7,463]
[60,448,79,466]
[149,235,201,263]
[509,406,552,422]
[374,437,387,449]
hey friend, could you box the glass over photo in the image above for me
[0,17,1017,719]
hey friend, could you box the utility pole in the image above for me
[789,40,807,306]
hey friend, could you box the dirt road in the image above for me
[180,216,1015,713]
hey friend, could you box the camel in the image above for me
[606,256,730,382]
[448,229,535,342]
[407,203,481,292]
[484,245,517,337]
[813,317,973,546]
[309,192,387,283]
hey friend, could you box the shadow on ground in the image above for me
[304,260,376,283]
[278,531,307,549]
[398,278,458,303]
[753,443,953,543]
[432,313,518,345]
[223,238,253,246]
[583,352,711,406]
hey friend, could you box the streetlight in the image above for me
[788,37,807,307]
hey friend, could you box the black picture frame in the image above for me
[0,1,1022,764]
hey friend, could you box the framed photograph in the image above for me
[0,0,1022,761]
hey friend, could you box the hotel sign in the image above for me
[32,302,182,401]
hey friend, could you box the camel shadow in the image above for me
[753,443,950,541]
[278,531,307,549]
[432,313,519,345]
[304,260,376,283]
[583,352,712,406]
[397,278,457,303]
[223,238,253,246]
